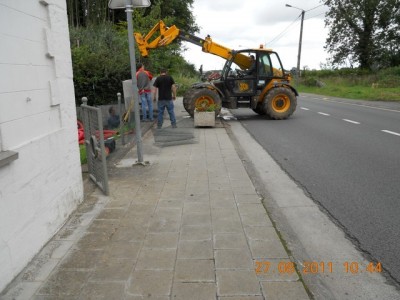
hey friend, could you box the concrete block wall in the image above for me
[0,0,83,291]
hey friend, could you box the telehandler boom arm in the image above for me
[134,20,249,69]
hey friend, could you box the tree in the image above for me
[68,0,199,105]
[375,0,400,67]
[67,0,110,27]
[130,2,189,72]
[70,23,131,105]
[323,0,400,69]
[69,9,198,105]
[67,0,199,32]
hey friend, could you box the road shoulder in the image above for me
[224,118,400,299]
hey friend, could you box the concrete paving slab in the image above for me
[183,202,211,214]
[36,270,91,297]
[127,270,173,297]
[0,99,310,299]
[171,282,217,300]
[237,203,267,216]
[234,194,263,204]
[90,257,134,281]
[240,213,273,227]
[212,220,244,234]
[182,213,212,226]
[248,239,288,259]
[260,281,309,300]
[143,232,179,249]
[244,226,279,240]
[216,269,261,296]
[218,296,263,300]
[180,225,212,241]
[177,240,213,259]
[58,250,102,269]
[135,248,176,270]
[102,241,142,259]
[174,259,215,282]
[111,227,147,242]
[215,249,253,269]
[78,282,126,300]
[213,233,248,250]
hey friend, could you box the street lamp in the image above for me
[108,0,151,165]
[109,0,150,9]
[286,4,305,80]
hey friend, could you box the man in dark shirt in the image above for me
[153,68,177,129]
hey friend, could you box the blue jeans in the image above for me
[157,100,176,127]
[140,92,153,120]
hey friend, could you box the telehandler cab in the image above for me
[134,21,298,119]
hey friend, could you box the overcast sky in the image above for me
[182,0,330,71]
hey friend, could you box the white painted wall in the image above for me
[0,0,83,291]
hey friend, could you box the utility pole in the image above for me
[286,4,305,80]
[108,0,150,165]
[297,10,305,79]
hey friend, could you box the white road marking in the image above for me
[304,96,400,113]
[343,119,360,124]
[318,112,330,116]
[381,130,400,137]
[300,107,310,110]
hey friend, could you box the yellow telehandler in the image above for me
[134,21,298,119]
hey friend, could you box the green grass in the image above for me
[175,67,400,102]
[78,122,135,165]
[79,144,87,165]
[297,82,400,101]
[295,67,400,101]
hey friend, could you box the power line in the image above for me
[266,15,301,46]
[265,5,327,46]
[304,12,326,21]
[305,4,325,13]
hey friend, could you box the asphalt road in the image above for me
[230,94,400,283]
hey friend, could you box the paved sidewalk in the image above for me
[1,100,310,300]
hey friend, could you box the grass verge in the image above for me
[297,81,400,101]
[295,67,400,101]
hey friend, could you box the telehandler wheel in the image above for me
[252,102,266,115]
[264,87,297,120]
[183,88,221,117]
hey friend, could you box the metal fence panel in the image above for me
[81,98,109,195]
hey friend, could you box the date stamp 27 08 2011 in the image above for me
[254,261,382,275]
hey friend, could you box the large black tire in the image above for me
[263,87,297,120]
[252,102,265,115]
[183,88,222,117]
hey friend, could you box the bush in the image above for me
[70,22,200,106]
[375,67,400,88]
[173,74,199,96]
[70,23,131,106]
[301,77,326,87]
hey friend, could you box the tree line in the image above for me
[67,0,199,105]
[67,0,400,105]
[323,0,399,69]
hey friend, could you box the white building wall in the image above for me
[0,0,83,291]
